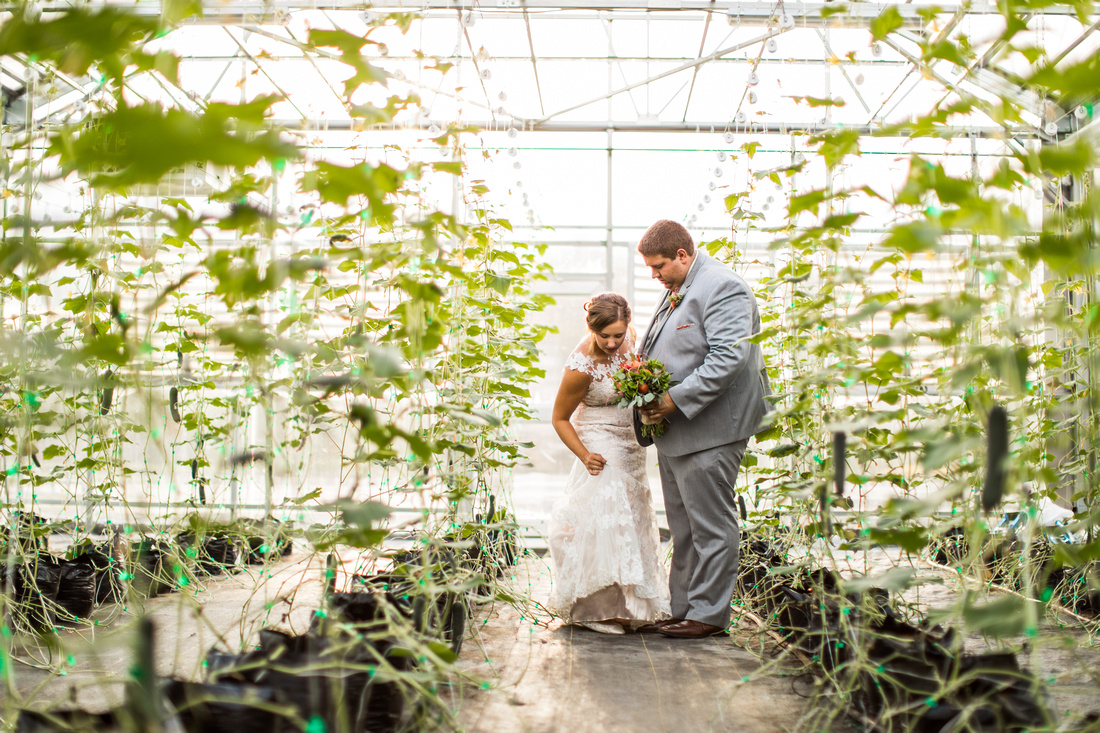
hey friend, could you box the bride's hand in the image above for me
[583,452,606,475]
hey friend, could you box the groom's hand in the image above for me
[640,392,677,422]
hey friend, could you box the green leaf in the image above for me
[1037,140,1097,178]
[162,0,204,25]
[426,639,459,664]
[51,101,297,190]
[865,527,928,554]
[929,592,1034,638]
[882,220,942,254]
[1028,53,1100,98]
[812,129,861,168]
[872,351,905,378]
[338,500,393,527]
[349,94,418,124]
[820,3,849,17]
[308,28,390,97]
[431,161,464,176]
[870,6,904,42]
[288,488,323,505]
[924,39,967,67]
[42,444,67,460]
[0,8,161,87]
[794,96,846,108]
[485,273,511,295]
[843,566,917,593]
[301,161,403,218]
[767,443,800,458]
[789,189,829,218]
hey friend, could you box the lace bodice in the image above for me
[563,336,634,414]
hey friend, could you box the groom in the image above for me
[634,220,772,638]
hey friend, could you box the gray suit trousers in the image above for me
[657,438,748,628]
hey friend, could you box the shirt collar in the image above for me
[678,251,701,292]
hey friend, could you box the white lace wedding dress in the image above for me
[548,342,672,626]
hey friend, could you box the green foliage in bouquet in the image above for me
[612,358,674,438]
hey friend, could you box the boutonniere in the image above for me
[668,291,684,309]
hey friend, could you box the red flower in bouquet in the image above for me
[611,356,674,438]
[668,291,684,309]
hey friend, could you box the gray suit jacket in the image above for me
[635,251,772,457]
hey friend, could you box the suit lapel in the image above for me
[643,293,673,354]
[642,286,664,352]
[681,251,707,292]
[643,252,707,354]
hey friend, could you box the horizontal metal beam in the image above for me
[35,0,1096,23]
[272,117,1044,139]
[166,53,914,67]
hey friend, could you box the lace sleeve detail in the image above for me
[565,336,633,379]
[565,350,601,377]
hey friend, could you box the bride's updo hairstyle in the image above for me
[585,292,631,332]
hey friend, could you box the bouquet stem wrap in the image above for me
[611,357,675,439]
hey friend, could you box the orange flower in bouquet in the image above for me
[612,356,674,438]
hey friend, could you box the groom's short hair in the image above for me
[638,220,695,259]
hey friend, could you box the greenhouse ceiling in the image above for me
[4,0,1099,143]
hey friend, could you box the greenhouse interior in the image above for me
[1,0,1099,730]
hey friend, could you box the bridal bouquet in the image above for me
[612,357,674,438]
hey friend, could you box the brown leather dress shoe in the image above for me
[654,619,725,638]
[637,618,683,633]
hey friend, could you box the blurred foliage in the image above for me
[710,1,1100,728]
[0,4,550,729]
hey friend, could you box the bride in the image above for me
[547,292,671,634]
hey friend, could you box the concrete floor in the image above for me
[2,548,851,733]
[7,542,1100,733]
[444,558,852,733]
